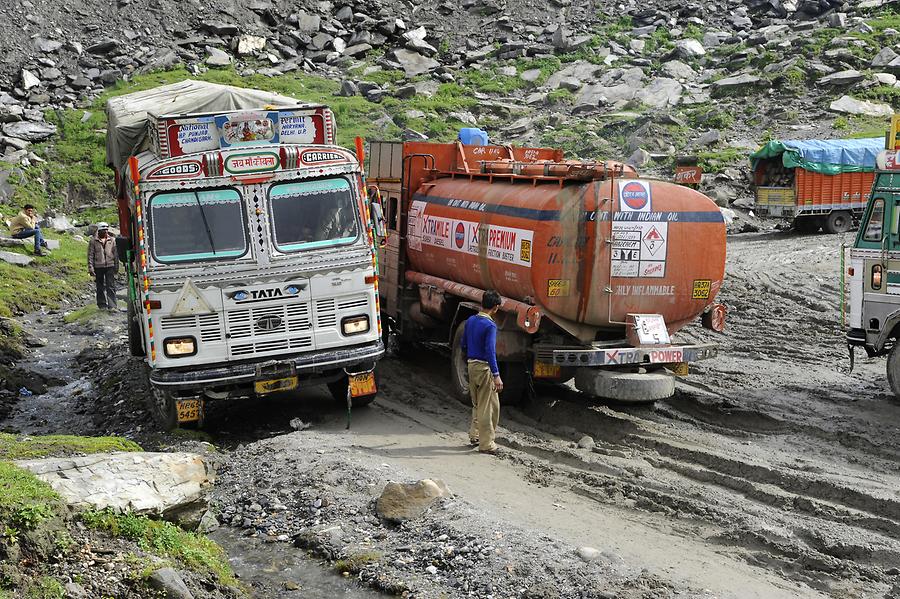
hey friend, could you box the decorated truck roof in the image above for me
[750,137,884,175]
[105,79,334,172]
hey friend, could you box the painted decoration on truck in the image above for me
[407,200,534,267]
[280,112,323,144]
[611,221,668,278]
[619,180,652,212]
[216,112,279,148]
[163,117,219,157]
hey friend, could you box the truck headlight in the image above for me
[341,315,370,335]
[164,337,196,357]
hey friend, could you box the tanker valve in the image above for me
[701,304,727,333]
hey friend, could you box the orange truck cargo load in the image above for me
[367,140,727,403]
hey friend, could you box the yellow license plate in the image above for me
[533,361,562,379]
[349,372,376,397]
[669,362,689,376]
[254,376,298,395]
[176,399,202,423]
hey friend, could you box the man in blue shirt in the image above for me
[460,289,504,454]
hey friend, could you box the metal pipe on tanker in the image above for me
[405,270,542,334]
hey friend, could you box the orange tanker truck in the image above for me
[367,140,727,403]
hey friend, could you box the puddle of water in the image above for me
[210,527,389,598]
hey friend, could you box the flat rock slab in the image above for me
[0,237,27,248]
[376,479,450,523]
[0,250,32,265]
[16,452,214,517]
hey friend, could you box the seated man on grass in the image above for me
[9,204,50,256]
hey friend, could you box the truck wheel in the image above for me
[574,368,675,403]
[825,210,852,234]
[450,323,529,405]
[150,386,178,431]
[794,216,820,234]
[127,301,145,358]
[886,344,900,400]
[328,372,378,408]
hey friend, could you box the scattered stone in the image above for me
[713,73,765,90]
[577,435,595,449]
[674,39,705,58]
[628,148,652,167]
[20,70,40,90]
[0,237,26,248]
[697,130,721,146]
[147,568,193,599]
[206,47,232,67]
[389,49,440,77]
[635,78,682,108]
[2,121,56,142]
[830,95,894,117]
[34,38,63,53]
[0,250,33,266]
[337,80,359,97]
[86,39,119,55]
[64,582,89,599]
[520,69,542,83]
[661,60,697,81]
[819,69,864,86]
[577,546,602,562]
[875,73,898,86]
[236,35,266,56]
[376,479,450,523]
[872,47,899,68]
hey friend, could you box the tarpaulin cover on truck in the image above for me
[750,137,884,175]
[105,79,302,172]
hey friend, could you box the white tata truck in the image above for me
[106,80,384,428]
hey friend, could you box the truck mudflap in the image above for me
[149,340,384,387]
[552,343,717,368]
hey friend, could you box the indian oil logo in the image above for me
[620,181,651,211]
[454,222,465,249]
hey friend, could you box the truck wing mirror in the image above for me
[371,200,387,240]
[115,235,131,263]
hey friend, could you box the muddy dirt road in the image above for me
[7,230,900,598]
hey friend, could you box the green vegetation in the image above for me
[61,304,102,324]
[0,432,141,460]
[82,509,238,587]
[0,462,60,531]
[458,67,524,95]
[546,88,575,105]
[334,551,382,574]
[697,148,747,171]
[857,84,900,107]
[23,576,65,599]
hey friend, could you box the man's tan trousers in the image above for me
[467,360,499,452]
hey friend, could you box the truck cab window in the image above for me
[269,178,360,252]
[864,198,885,242]
[149,188,248,263]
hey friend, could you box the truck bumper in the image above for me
[150,340,385,388]
[552,343,717,367]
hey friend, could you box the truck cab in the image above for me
[107,81,384,428]
[846,150,900,396]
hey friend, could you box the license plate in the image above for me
[669,362,689,376]
[533,361,561,379]
[349,372,376,397]
[176,399,202,423]
[254,376,298,395]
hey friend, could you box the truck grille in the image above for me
[230,335,313,357]
[159,313,222,342]
[225,301,313,358]
[315,299,337,327]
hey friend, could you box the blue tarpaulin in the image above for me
[750,137,884,175]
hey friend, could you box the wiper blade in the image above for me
[194,192,217,255]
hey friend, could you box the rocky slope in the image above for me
[1,0,899,210]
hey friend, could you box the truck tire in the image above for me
[328,372,378,408]
[825,210,852,234]
[150,386,179,431]
[886,344,900,400]
[451,322,529,405]
[574,368,675,403]
[794,216,820,234]
[127,300,146,358]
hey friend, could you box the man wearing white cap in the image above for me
[87,222,118,311]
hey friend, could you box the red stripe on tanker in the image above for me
[406,177,725,338]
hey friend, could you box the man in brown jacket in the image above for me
[88,222,118,311]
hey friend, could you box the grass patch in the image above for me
[23,576,64,599]
[547,88,575,105]
[0,433,142,460]
[334,551,382,574]
[696,148,747,171]
[458,67,524,95]
[82,509,238,587]
[0,462,60,531]
[61,304,102,324]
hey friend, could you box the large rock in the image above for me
[2,121,57,142]
[375,479,450,523]
[205,47,232,67]
[296,11,321,33]
[635,78,682,108]
[0,251,33,266]
[713,73,765,90]
[20,69,40,90]
[236,35,266,55]
[148,568,193,599]
[674,38,705,58]
[819,69,864,86]
[16,452,214,518]
[388,49,440,77]
[872,47,899,67]
[661,60,697,81]
[830,95,894,117]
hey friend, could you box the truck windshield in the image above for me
[149,188,248,263]
[269,178,359,252]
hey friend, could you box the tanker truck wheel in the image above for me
[574,368,675,404]
[886,344,900,400]
[451,323,528,405]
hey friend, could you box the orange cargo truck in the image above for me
[367,140,727,404]
[751,137,883,233]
